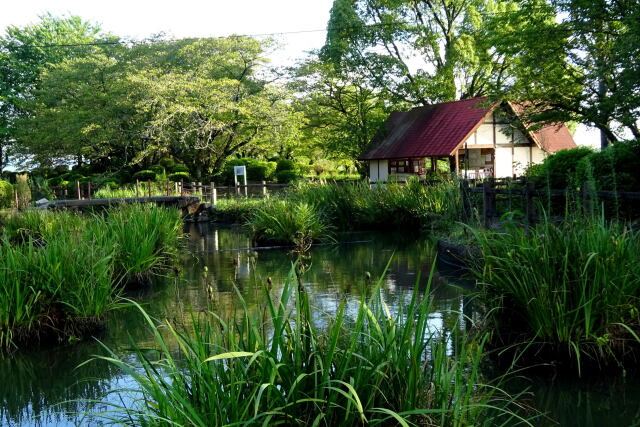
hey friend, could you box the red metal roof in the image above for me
[360,97,576,160]
[360,98,496,160]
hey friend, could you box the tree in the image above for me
[293,60,388,160]
[487,0,640,146]
[320,0,514,105]
[0,14,108,171]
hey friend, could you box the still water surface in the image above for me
[0,224,638,426]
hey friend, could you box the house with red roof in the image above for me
[360,97,576,181]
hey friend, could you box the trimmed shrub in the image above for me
[276,169,300,184]
[159,157,176,169]
[171,164,190,173]
[0,180,13,208]
[276,158,296,172]
[526,147,593,188]
[168,171,191,182]
[148,165,165,176]
[132,170,156,181]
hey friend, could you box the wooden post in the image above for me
[14,188,19,209]
[460,180,472,220]
[525,181,536,226]
[243,174,248,197]
[454,150,460,176]
[262,180,267,197]
[175,181,179,195]
[482,179,494,228]
[210,182,216,205]
[166,180,170,196]
[148,179,152,198]
[180,180,184,196]
[76,181,81,200]
[87,182,92,200]
[136,179,140,197]
[197,182,202,197]
[190,182,196,197]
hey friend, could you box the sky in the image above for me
[0,0,600,147]
[0,0,334,65]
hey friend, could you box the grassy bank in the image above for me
[470,216,640,374]
[0,205,183,349]
[93,264,530,426]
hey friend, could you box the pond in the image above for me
[0,224,638,426]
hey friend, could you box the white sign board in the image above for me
[234,165,246,176]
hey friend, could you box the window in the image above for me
[389,158,425,175]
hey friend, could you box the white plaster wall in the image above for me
[513,147,531,176]
[532,147,547,164]
[476,124,494,145]
[369,160,379,182]
[378,159,389,182]
[495,147,513,178]
[495,124,512,145]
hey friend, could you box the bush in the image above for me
[0,180,13,208]
[575,139,640,191]
[148,165,165,176]
[132,170,156,181]
[168,171,191,182]
[171,164,190,173]
[526,147,593,188]
[276,169,300,184]
[220,158,277,184]
[275,158,296,172]
[159,157,176,170]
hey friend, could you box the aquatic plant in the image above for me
[92,265,530,426]
[246,199,334,249]
[471,215,640,374]
[98,204,183,285]
[0,234,117,348]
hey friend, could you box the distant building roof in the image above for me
[359,97,576,160]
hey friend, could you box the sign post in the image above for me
[234,165,248,197]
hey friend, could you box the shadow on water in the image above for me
[0,223,638,426]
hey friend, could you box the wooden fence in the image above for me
[48,179,292,205]
[461,178,640,228]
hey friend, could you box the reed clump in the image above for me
[93,265,529,426]
[0,204,183,349]
[246,199,335,250]
[471,216,640,374]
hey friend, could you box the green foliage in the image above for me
[170,163,190,173]
[575,139,640,191]
[0,181,13,208]
[275,169,300,184]
[246,200,334,249]
[275,158,296,172]
[470,216,640,374]
[221,158,276,184]
[158,157,175,169]
[0,205,183,348]
[132,170,156,181]
[91,266,527,425]
[167,171,191,182]
[530,147,593,188]
[147,165,165,176]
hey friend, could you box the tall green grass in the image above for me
[246,199,335,250]
[92,264,530,426]
[289,178,462,230]
[470,215,640,374]
[0,204,184,348]
[0,235,116,348]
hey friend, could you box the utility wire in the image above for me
[8,6,568,50]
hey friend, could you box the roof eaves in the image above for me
[447,99,502,156]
